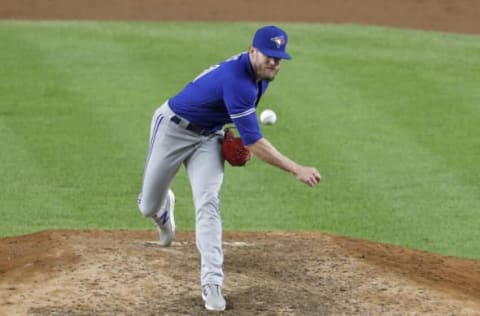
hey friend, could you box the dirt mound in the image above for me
[0,230,479,315]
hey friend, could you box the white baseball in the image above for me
[260,109,277,125]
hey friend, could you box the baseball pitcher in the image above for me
[137,25,321,311]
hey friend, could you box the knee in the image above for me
[137,194,156,218]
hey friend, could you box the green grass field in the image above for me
[1,21,479,259]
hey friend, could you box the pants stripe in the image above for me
[140,113,164,187]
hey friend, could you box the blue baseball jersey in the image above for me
[168,52,269,145]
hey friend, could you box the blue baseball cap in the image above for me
[252,25,291,60]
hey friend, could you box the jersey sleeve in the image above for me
[231,114,262,145]
[223,77,263,145]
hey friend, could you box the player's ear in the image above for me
[248,46,258,60]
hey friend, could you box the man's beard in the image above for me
[259,68,278,82]
[264,76,275,82]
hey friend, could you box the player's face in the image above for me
[249,47,282,82]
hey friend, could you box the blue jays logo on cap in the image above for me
[271,36,286,48]
[252,25,292,60]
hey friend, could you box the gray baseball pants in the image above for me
[137,101,225,286]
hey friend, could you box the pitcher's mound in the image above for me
[1,230,479,315]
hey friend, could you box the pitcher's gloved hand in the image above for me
[222,128,251,166]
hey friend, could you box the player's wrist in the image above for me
[288,162,301,177]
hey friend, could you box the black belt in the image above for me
[170,115,212,136]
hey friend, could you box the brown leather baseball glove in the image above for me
[222,128,251,166]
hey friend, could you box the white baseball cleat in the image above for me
[153,189,175,247]
[202,284,226,311]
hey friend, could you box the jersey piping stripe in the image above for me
[230,108,256,120]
